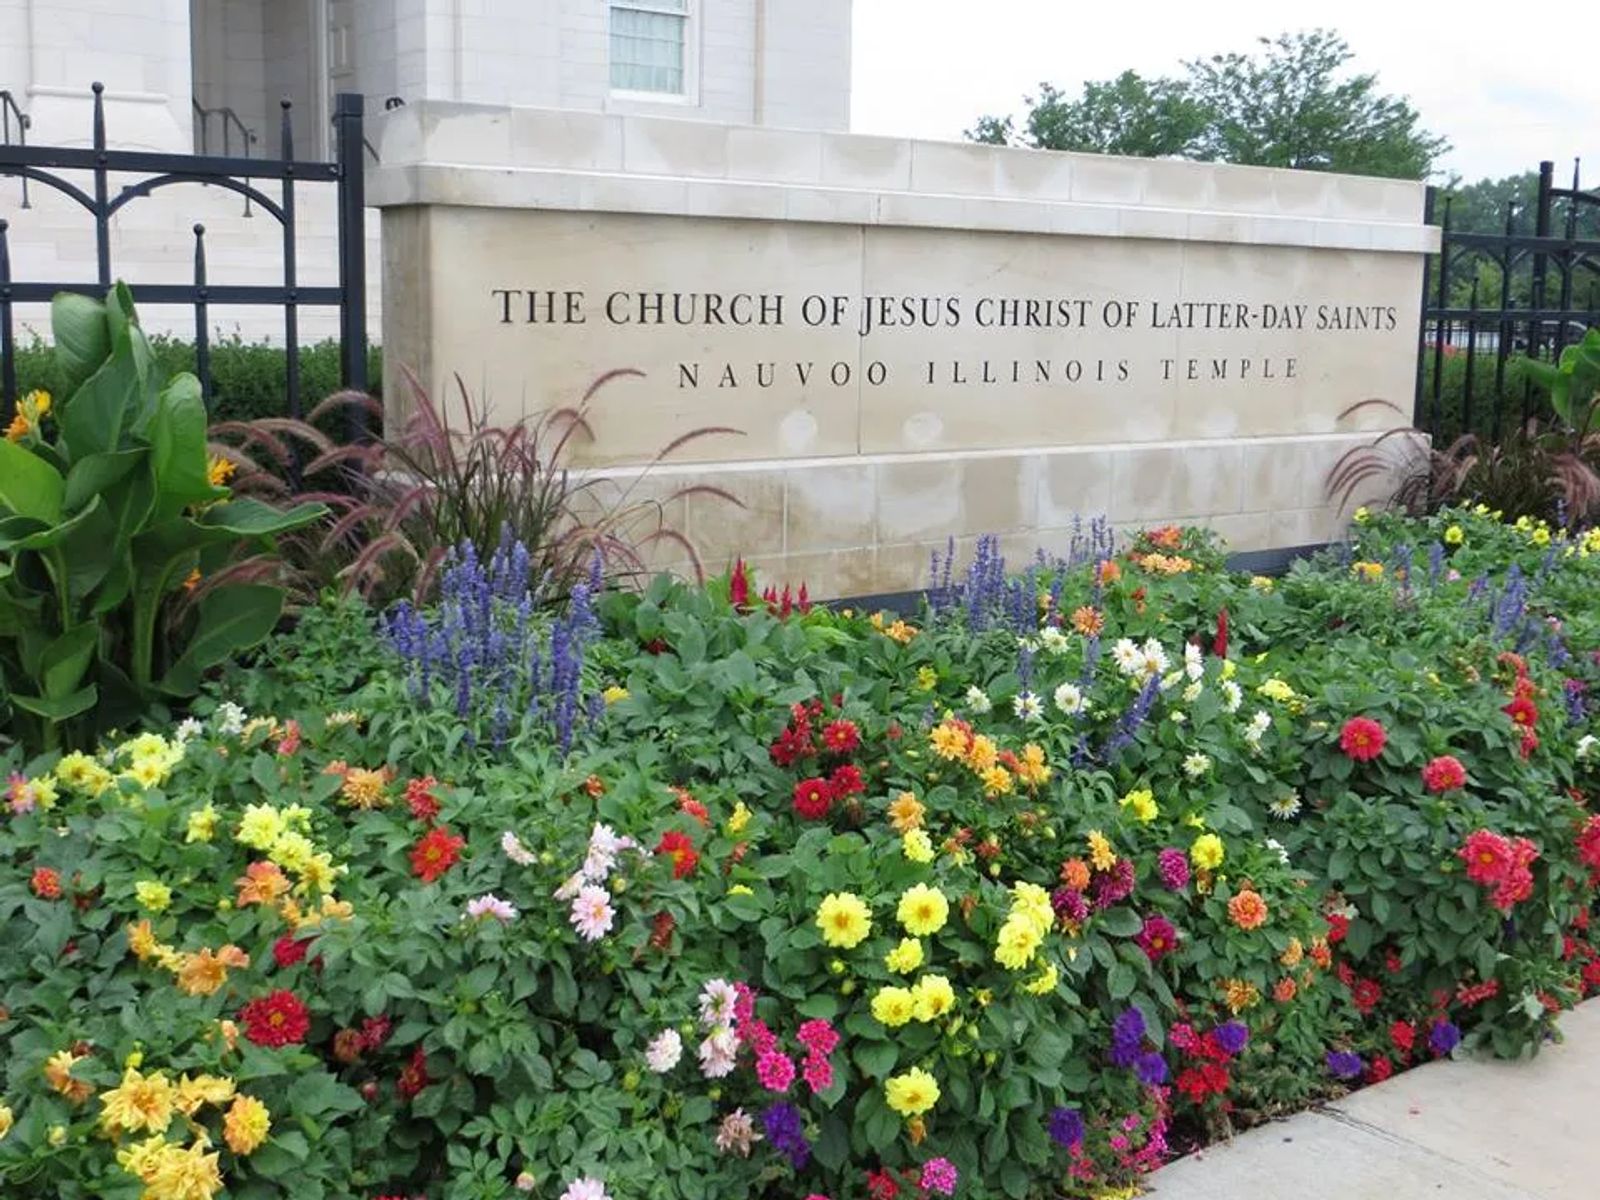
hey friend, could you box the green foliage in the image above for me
[970,29,1448,180]
[4,510,1600,1199]
[1526,328,1600,430]
[0,286,326,753]
[10,333,383,427]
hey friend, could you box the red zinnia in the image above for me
[239,989,311,1047]
[1338,717,1387,762]
[1350,977,1383,1015]
[409,826,465,883]
[821,719,861,755]
[30,867,61,900]
[655,830,699,879]
[1460,829,1512,885]
[829,763,866,797]
[793,777,834,821]
[404,775,441,823]
[1503,696,1538,729]
[1421,755,1467,794]
[272,936,311,968]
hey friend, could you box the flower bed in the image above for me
[4,508,1600,1200]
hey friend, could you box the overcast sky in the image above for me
[850,0,1598,184]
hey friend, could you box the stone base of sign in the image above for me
[371,101,1432,593]
[567,430,1393,599]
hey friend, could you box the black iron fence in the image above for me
[0,81,368,440]
[1416,160,1600,443]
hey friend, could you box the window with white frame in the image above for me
[609,1,691,96]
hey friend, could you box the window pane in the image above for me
[610,6,686,93]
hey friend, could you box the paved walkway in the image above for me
[1146,1000,1600,1198]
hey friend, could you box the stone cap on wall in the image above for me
[367,100,1438,254]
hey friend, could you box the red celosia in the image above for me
[409,826,465,883]
[1338,717,1387,762]
[239,989,311,1048]
[1421,755,1467,794]
[272,936,311,969]
[650,910,676,951]
[30,867,61,900]
[404,775,441,823]
[822,719,861,755]
[793,777,834,821]
[729,559,751,610]
[1214,607,1229,659]
[655,830,699,878]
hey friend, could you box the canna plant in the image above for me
[0,284,325,752]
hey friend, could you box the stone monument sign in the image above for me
[372,102,1436,596]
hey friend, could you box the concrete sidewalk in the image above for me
[1145,1000,1600,1199]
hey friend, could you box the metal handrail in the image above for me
[191,98,258,158]
[1,89,30,207]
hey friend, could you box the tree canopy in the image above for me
[968,30,1449,181]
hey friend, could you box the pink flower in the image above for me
[921,1157,959,1195]
[742,1017,779,1055]
[756,1049,795,1092]
[1339,716,1387,762]
[1421,755,1467,793]
[1135,914,1178,962]
[802,1053,834,1093]
[698,1028,738,1078]
[796,1018,839,1056]
[465,893,518,922]
[1156,847,1190,890]
[568,885,615,941]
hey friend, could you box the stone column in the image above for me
[20,0,194,150]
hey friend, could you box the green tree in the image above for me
[966,71,1208,158]
[970,30,1449,181]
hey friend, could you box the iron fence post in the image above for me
[0,219,14,418]
[334,92,370,444]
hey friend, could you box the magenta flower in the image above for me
[802,1053,834,1093]
[756,1049,796,1093]
[921,1157,959,1195]
[1156,847,1190,890]
[1135,914,1178,962]
[796,1019,839,1056]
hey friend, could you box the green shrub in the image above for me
[10,333,382,427]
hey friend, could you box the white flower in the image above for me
[698,1027,739,1078]
[1182,681,1203,704]
[1183,642,1204,681]
[1111,638,1143,675]
[582,823,635,882]
[1016,635,1039,653]
[569,885,615,941]
[1220,680,1243,713]
[1265,837,1291,865]
[553,871,587,901]
[501,830,537,866]
[326,709,361,728]
[1140,638,1171,678]
[1170,712,1188,724]
[965,685,992,715]
[1579,734,1599,761]
[1012,691,1043,721]
[1160,670,1184,692]
[465,893,519,922]
[645,1028,684,1073]
[174,718,204,743]
[213,702,247,736]
[1053,682,1086,715]
[560,1178,611,1200]
[1267,792,1302,820]
[1039,626,1069,655]
[698,978,739,1028]
[1182,753,1212,779]
[1243,710,1272,744]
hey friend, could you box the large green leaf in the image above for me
[38,623,99,700]
[62,460,155,603]
[4,497,101,553]
[150,373,219,522]
[49,292,111,391]
[0,440,66,523]
[58,336,141,461]
[63,447,147,513]
[159,583,284,695]
[198,498,328,538]
[9,684,98,721]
